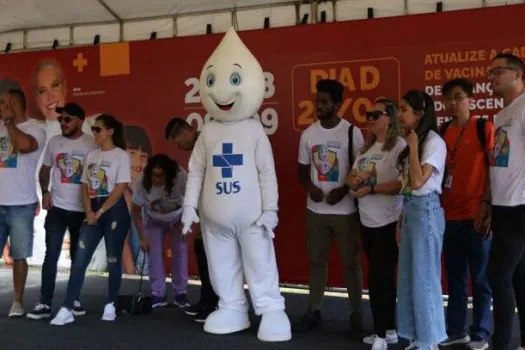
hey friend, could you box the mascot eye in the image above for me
[230,72,241,86]
[206,73,215,87]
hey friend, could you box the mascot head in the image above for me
[199,27,265,122]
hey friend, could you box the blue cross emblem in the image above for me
[212,143,243,178]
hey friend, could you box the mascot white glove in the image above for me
[181,206,200,235]
[255,210,279,239]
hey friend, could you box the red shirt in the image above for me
[441,117,495,221]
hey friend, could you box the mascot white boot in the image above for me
[181,27,291,342]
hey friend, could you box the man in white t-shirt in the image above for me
[26,103,96,321]
[478,53,525,350]
[0,88,47,317]
[295,79,365,335]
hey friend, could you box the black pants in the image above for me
[41,206,85,306]
[361,221,399,337]
[194,237,218,309]
[488,205,525,350]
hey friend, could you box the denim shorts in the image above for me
[0,203,38,259]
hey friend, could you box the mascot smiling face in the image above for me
[199,27,265,122]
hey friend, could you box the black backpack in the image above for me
[439,118,489,166]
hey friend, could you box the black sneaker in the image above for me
[174,294,191,309]
[184,302,203,316]
[194,307,215,323]
[26,303,51,320]
[72,300,87,316]
[292,310,322,333]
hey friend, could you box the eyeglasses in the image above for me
[366,110,388,121]
[57,116,73,124]
[91,126,103,134]
[486,66,516,79]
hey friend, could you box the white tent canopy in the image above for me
[0,0,522,52]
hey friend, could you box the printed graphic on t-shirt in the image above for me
[56,153,84,184]
[150,197,181,214]
[311,142,341,182]
[491,127,510,168]
[356,155,382,186]
[399,159,412,195]
[0,136,17,168]
[87,162,109,196]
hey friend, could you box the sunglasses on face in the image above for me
[57,116,73,124]
[91,126,103,134]
[366,110,388,121]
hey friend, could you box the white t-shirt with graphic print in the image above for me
[490,92,525,206]
[42,133,97,212]
[132,169,188,223]
[298,119,364,215]
[352,137,406,228]
[81,147,131,198]
[0,119,47,205]
[399,130,447,196]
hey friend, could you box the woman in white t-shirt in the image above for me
[396,90,447,350]
[347,98,405,349]
[51,114,132,326]
[131,154,189,309]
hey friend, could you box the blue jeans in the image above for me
[63,197,130,309]
[41,206,85,306]
[0,203,37,259]
[397,192,447,347]
[443,220,492,341]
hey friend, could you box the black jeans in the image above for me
[361,221,399,337]
[41,206,85,306]
[194,237,218,309]
[488,205,525,350]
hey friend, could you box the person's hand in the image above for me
[475,201,492,239]
[181,206,200,235]
[2,245,13,267]
[140,237,150,253]
[326,186,348,205]
[405,129,418,149]
[255,210,279,239]
[86,210,98,225]
[349,186,371,199]
[42,192,53,210]
[396,220,402,246]
[308,183,324,203]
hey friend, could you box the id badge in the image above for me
[444,174,453,189]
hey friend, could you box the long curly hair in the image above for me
[142,153,180,195]
[361,98,401,154]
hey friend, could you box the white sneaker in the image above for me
[364,330,399,345]
[50,307,75,326]
[8,302,25,318]
[372,336,388,350]
[101,302,116,322]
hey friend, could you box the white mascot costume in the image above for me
[181,27,291,342]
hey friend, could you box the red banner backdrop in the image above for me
[1,4,524,289]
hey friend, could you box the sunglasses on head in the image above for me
[365,110,388,121]
[57,116,73,124]
[91,126,103,134]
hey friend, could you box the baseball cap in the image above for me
[0,78,21,95]
[55,102,86,119]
